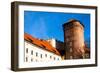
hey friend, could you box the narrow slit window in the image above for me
[36,52,38,57]
[54,57,56,60]
[70,56,73,59]
[45,54,47,57]
[26,48,28,53]
[41,54,42,58]
[31,50,33,55]
[70,48,73,52]
[26,57,28,62]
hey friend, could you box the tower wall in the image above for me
[63,20,85,59]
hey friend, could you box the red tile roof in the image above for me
[24,33,61,56]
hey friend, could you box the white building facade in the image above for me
[24,33,62,63]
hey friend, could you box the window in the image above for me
[66,38,69,42]
[41,54,42,58]
[31,58,33,62]
[26,48,28,53]
[70,48,73,52]
[50,56,52,59]
[70,56,73,59]
[36,52,38,57]
[26,57,28,62]
[54,57,56,60]
[69,42,72,46]
[45,54,47,57]
[31,50,33,55]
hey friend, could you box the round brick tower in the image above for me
[63,19,85,59]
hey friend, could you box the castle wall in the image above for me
[63,20,85,59]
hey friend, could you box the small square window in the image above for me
[70,56,73,59]
[50,56,52,59]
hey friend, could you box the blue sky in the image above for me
[24,11,90,44]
